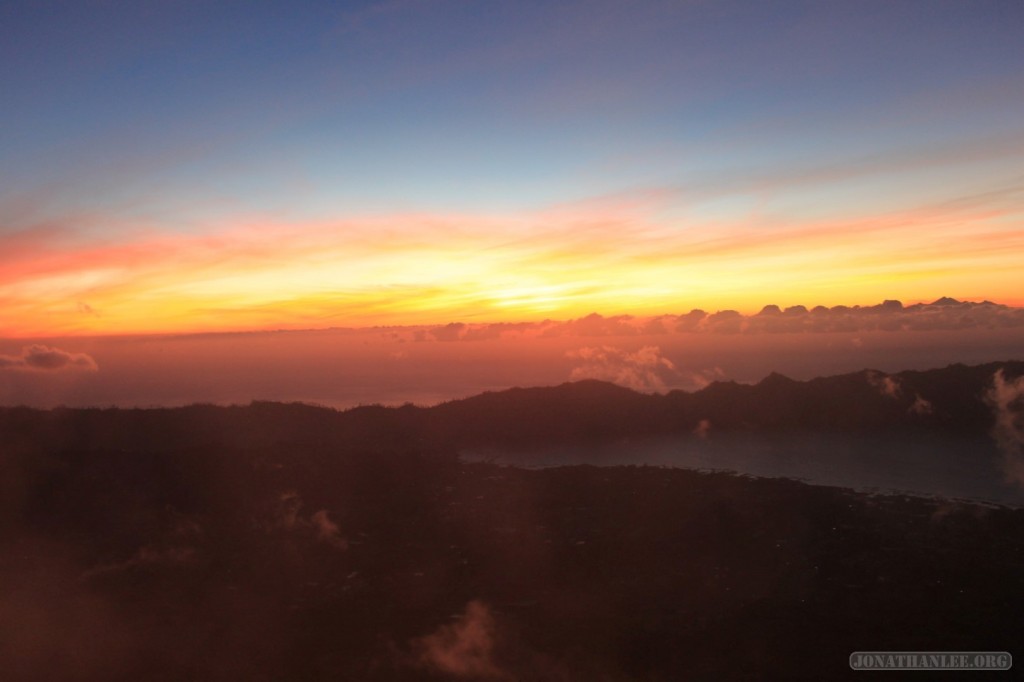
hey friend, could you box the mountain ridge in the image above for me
[1,360,1021,454]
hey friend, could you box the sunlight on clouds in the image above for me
[1,189,1022,336]
[1,268,125,300]
[486,282,581,311]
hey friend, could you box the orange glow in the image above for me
[1,197,1022,337]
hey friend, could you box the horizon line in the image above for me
[2,295,1015,341]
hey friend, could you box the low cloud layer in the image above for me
[0,345,97,372]
[568,345,679,392]
[310,509,348,549]
[987,370,1024,487]
[401,298,1024,343]
[655,298,1024,335]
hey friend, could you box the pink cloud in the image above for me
[0,345,97,372]
[568,345,679,392]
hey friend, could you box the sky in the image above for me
[2,0,1023,339]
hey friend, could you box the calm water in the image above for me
[463,432,1024,507]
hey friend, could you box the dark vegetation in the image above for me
[2,361,1023,680]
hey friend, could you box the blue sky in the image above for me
[2,1,1023,334]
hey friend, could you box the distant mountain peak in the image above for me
[758,371,796,387]
[561,379,640,395]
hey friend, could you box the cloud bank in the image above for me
[647,298,1024,336]
[0,345,97,372]
[394,299,1024,344]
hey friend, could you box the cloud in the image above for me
[909,394,933,415]
[986,369,1024,487]
[411,600,508,680]
[0,345,97,372]
[640,316,669,335]
[310,510,348,549]
[461,322,538,341]
[567,345,724,392]
[689,366,726,390]
[270,493,348,549]
[317,298,1024,345]
[867,371,933,415]
[704,310,745,334]
[736,299,1024,336]
[674,309,707,332]
[276,490,303,530]
[538,313,641,338]
[867,371,902,398]
[402,321,543,343]
[430,322,466,342]
[409,315,647,339]
[567,345,678,392]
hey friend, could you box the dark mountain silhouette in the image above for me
[427,360,1020,447]
[2,360,1019,455]
[2,360,1023,679]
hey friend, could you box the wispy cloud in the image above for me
[987,369,1024,487]
[867,370,934,416]
[867,371,902,398]
[411,600,508,680]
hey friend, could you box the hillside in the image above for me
[2,360,1021,454]
[4,456,1023,680]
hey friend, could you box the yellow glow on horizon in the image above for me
[1,200,1022,337]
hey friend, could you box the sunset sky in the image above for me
[2,0,1023,338]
